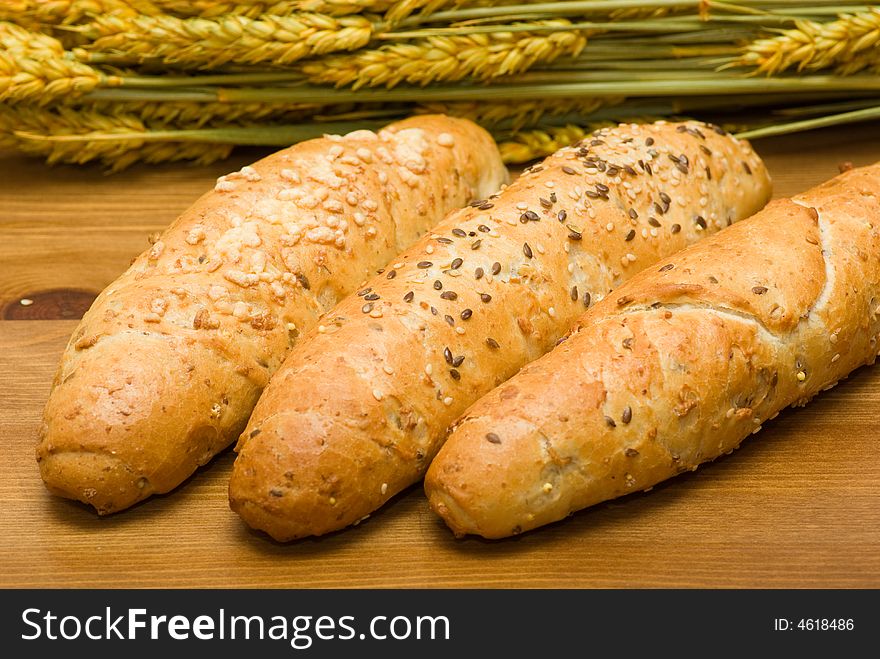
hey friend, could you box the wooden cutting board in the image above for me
[2,126,879,588]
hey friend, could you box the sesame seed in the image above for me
[629,209,638,220]
[797,371,806,382]
[443,347,453,364]
[743,161,752,175]
[570,286,578,301]
[583,292,591,307]
[362,302,374,314]
[474,267,484,280]
[832,353,840,363]
[671,223,681,234]
[486,433,501,444]
[471,240,482,250]
[478,224,490,232]
[557,209,567,222]
[605,416,617,428]
[659,263,674,272]
[19,298,33,306]
[542,482,553,493]
[491,262,501,275]
[364,293,380,301]
[695,215,707,229]
[539,197,552,209]
[452,228,466,237]
[418,261,433,269]
[606,222,614,232]
[434,280,443,290]
[562,166,576,175]
[567,228,582,241]
[516,202,529,211]
[440,291,458,301]
[625,229,636,241]
[404,291,414,303]
[461,308,473,320]
[451,257,463,270]
[486,337,500,349]
[480,293,492,303]
[445,315,455,326]
[648,217,661,227]
[437,132,455,147]
[621,406,632,424]
[387,270,397,279]
[381,483,388,495]
[646,137,655,146]
[452,355,465,367]
[372,389,384,401]
[752,286,768,295]
[443,397,453,406]
[449,369,461,380]
[627,253,637,262]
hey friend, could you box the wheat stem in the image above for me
[735,103,880,138]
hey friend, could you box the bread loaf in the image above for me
[425,163,880,539]
[37,115,506,514]
[230,121,771,541]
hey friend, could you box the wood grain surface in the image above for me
[2,126,880,588]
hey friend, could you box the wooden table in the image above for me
[2,126,879,589]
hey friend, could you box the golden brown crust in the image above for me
[36,115,507,514]
[425,162,880,539]
[230,121,772,541]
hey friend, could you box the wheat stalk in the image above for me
[293,0,396,15]
[89,99,324,127]
[416,96,622,130]
[382,0,545,24]
[496,123,591,163]
[737,8,880,75]
[496,115,669,162]
[0,21,122,104]
[79,12,375,68]
[301,18,587,88]
[0,1,152,26]
[0,103,237,170]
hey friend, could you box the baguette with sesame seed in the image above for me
[426,163,880,538]
[230,121,771,541]
[37,115,507,515]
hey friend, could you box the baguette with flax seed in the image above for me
[230,121,772,540]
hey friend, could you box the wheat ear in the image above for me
[302,19,587,88]
[0,21,121,104]
[738,8,880,75]
[79,12,374,68]
[496,124,592,164]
